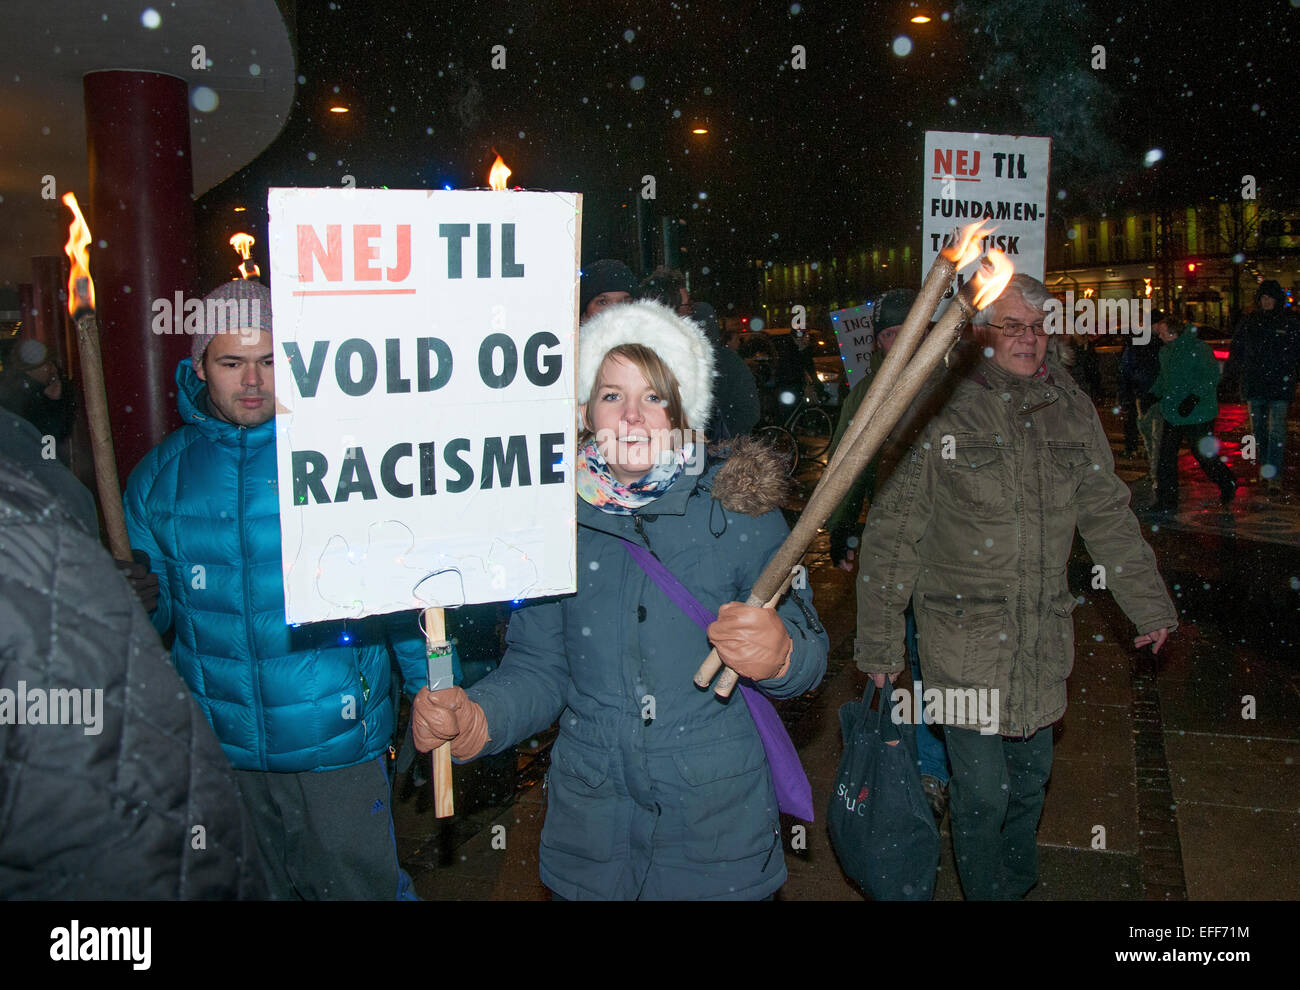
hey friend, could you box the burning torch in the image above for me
[61,192,131,560]
[230,233,261,280]
[695,224,1016,697]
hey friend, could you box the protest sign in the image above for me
[922,131,1051,317]
[830,301,875,388]
[268,188,580,624]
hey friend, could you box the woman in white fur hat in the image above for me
[411,300,828,900]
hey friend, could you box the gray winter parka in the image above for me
[466,444,828,899]
[855,357,1176,737]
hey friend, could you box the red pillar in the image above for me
[82,70,196,481]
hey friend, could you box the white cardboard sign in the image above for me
[267,188,580,624]
[830,302,875,389]
[921,130,1051,317]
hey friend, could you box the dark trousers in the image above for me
[233,756,415,900]
[944,726,1054,901]
[1121,398,1139,455]
[1154,419,1236,509]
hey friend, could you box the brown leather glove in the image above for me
[707,602,793,682]
[411,686,490,761]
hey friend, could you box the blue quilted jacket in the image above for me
[124,360,435,772]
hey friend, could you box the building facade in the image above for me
[751,199,1299,335]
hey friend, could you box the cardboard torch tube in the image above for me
[819,254,956,485]
[700,289,979,698]
[74,311,131,560]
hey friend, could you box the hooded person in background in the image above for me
[1225,280,1300,497]
[410,301,828,900]
[580,259,638,323]
[123,279,442,900]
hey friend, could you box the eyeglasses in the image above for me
[987,320,1048,338]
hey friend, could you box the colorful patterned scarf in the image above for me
[575,439,694,514]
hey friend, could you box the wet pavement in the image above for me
[391,401,1300,900]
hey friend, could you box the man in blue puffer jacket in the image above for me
[124,279,437,899]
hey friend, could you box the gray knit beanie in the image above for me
[190,280,273,367]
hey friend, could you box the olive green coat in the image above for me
[854,357,1176,736]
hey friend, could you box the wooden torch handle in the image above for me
[423,606,455,819]
[433,742,454,819]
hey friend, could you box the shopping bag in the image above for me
[826,680,939,900]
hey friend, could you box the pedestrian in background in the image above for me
[1118,312,1165,480]
[579,259,637,323]
[1151,316,1237,513]
[1226,280,1300,498]
[0,338,75,457]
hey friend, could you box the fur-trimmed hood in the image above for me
[704,435,795,516]
[578,300,716,431]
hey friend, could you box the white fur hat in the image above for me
[578,300,715,430]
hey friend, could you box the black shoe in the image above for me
[1221,481,1238,506]
[921,775,949,825]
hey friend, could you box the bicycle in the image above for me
[756,391,835,476]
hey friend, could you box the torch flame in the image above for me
[488,154,511,191]
[230,233,261,279]
[970,249,1015,310]
[62,192,94,315]
[940,221,995,271]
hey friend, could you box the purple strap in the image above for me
[621,538,814,822]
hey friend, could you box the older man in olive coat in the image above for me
[854,275,1176,900]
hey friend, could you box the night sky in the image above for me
[196,0,1299,307]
